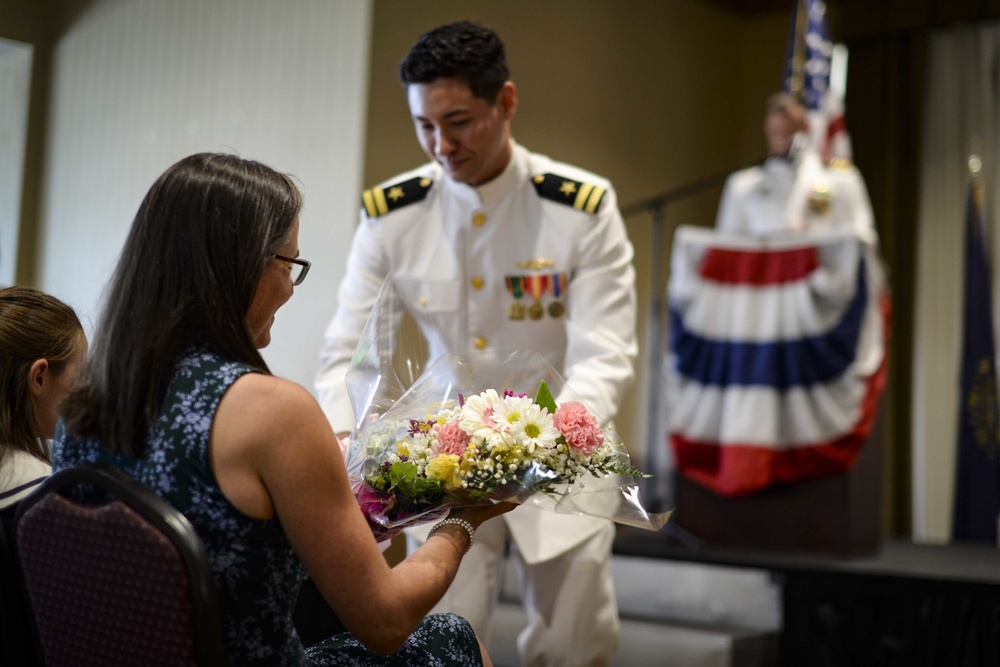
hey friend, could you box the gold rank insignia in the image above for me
[361,176,433,218]
[531,173,606,213]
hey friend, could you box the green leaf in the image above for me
[535,380,558,413]
[387,461,419,488]
[373,461,446,513]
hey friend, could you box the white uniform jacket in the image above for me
[715,151,877,244]
[316,142,638,563]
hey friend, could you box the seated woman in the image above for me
[0,286,86,513]
[56,153,511,666]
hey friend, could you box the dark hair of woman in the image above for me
[0,286,83,464]
[399,20,509,102]
[61,153,302,457]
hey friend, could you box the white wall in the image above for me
[34,0,372,389]
[0,37,33,287]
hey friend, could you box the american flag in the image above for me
[782,0,851,161]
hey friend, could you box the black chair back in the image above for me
[14,464,226,667]
[0,503,43,667]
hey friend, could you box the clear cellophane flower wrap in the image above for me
[344,279,671,541]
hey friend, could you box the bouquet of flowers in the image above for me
[344,281,669,541]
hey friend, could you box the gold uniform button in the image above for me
[472,213,486,227]
[471,276,485,289]
[473,336,487,350]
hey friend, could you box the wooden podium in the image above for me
[670,414,883,557]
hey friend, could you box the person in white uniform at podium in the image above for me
[715,92,876,244]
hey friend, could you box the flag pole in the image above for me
[788,0,807,100]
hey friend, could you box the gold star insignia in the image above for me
[559,181,577,197]
[387,186,405,202]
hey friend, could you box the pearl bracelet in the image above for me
[429,517,475,554]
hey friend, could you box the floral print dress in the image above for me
[52,349,483,667]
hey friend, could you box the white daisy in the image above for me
[511,403,560,453]
[490,395,535,434]
[460,389,505,439]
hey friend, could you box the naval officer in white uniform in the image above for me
[715,92,877,243]
[316,21,636,667]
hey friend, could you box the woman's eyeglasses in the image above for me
[274,255,311,286]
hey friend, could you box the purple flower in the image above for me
[355,483,385,517]
[408,419,433,437]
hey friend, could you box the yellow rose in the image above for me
[426,454,463,490]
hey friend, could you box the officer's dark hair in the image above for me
[399,21,509,102]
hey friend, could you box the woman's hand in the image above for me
[448,501,518,530]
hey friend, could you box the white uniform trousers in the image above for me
[409,518,620,666]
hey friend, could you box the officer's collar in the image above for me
[445,140,525,209]
[763,155,797,172]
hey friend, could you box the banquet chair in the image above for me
[14,464,226,667]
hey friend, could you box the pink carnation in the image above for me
[433,420,472,456]
[553,401,604,456]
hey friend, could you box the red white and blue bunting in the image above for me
[666,227,889,496]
